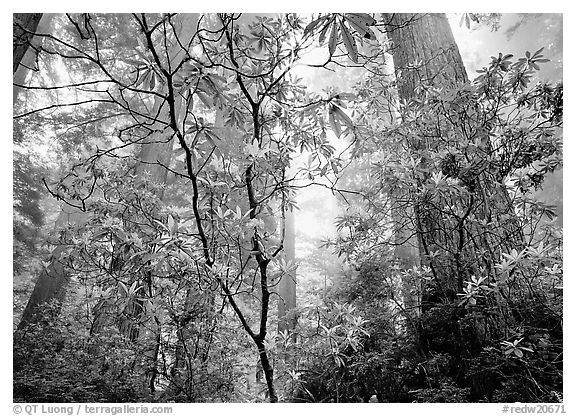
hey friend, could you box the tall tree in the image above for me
[384,13,468,99]
[382,12,469,320]
[384,13,522,335]
[16,14,186,331]
[13,14,72,330]
[278,208,296,337]
[13,13,43,74]
[13,14,55,104]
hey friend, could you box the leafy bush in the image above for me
[14,302,146,402]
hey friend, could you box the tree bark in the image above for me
[384,13,520,336]
[278,207,297,338]
[13,14,55,105]
[385,12,468,309]
[13,13,43,74]
[384,14,468,100]
[17,205,86,330]
[256,340,279,402]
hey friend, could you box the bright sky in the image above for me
[449,13,562,82]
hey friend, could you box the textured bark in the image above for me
[17,205,86,330]
[13,13,43,74]
[385,13,521,341]
[13,14,54,105]
[385,13,467,308]
[386,14,522,296]
[278,208,297,337]
[384,14,468,101]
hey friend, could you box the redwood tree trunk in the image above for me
[17,245,68,329]
[17,205,86,330]
[13,14,55,105]
[385,12,468,304]
[384,13,468,100]
[384,13,520,336]
[13,13,43,74]
[278,208,297,338]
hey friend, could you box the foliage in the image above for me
[14,302,146,402]
[13,13,562,403]
[14,13,356,402]
[287,219,562,402]
[13,126,47,275]
[286,49,562,403]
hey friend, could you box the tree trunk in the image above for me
[391,194,421,316]
[17,205,86,330]
[384,13,520,337]
[17,245,67,328]
[256,340,279,402]
[13,14,55,105]
[384,13,468,99]
[278,207,297,338]
[385,12,468,311]
[13,13,43,74]
[15,14,194,338]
